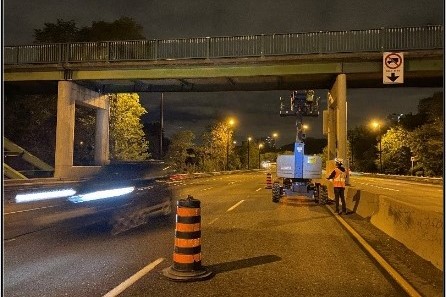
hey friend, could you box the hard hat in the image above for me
[334,158,343,164]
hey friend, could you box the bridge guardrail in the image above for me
[4,25,443,65]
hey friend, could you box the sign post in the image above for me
[383,52,404,84]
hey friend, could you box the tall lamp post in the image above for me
[302,124,309,135]
[226,118,235,171]
[258,143,263,169]
[372,121,382,173]
[272,133,278,151]
[247,137,252,169]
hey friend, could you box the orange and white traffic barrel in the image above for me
[163,195,212,281]
[266,173,272,189]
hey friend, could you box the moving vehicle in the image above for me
[67,160,175,235]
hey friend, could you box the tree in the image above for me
[34,17,145,43]
[109,93,150,160]
[73,105,96,165]
[198,120,236,171]
[165,130,195,172]
[408,119,443,176]
[417,92,443,123]
[143,122,170,159]
[380,127,411,174]
[34,19,81,43]
[80,17,145,41]
[347,125,377,172]
[3,94,57,166]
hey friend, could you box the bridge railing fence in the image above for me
[3,25,443,65]
[156,37,209,59]
[382,26,444,50]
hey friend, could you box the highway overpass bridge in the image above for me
[3,25,444,179]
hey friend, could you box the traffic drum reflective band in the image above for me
[175,230,201,239]
[173,252,202,264]
[175,238,201,248]
[174,245,201,255]
[177,207,201,217]
[176,222,201,232]
[176,215,201,224]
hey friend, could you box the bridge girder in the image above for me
[4,50,443,95]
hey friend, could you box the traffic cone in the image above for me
[163,195,212,281]
[266,173,272,189]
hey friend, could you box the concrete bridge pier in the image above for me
[324,73,348,173]
[54,81,110,179]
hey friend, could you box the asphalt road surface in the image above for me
[3,171,438,296]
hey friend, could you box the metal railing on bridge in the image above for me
[4,25,443,65]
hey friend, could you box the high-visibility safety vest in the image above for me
[333,168,346,188]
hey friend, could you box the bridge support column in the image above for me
[333,74,347,164]
[54,81,76,178]
[325,74,348,174]
[95,103,110,165]
[54,81,110,179]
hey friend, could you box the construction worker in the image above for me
[327,158,347,215]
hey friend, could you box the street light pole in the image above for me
[247,137,251,169]
[258,143,263,169]
[160,93,164,158]
[378,128,382,173]
[272,133,278,151]
[372,121,382,173]
[226,118,235,171]
[226,130,229,171]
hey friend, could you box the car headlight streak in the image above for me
[68,186,135,203]
[15,189,77,203]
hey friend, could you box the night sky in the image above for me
[3,0,444,146]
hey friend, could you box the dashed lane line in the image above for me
[5,205,58,215]
[208,218,219,225]
[355,182,400,192]
[227,200,245,212]
[102,258,165,297]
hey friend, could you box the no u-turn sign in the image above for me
[383,52,404,84]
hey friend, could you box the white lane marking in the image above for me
[227,200,245,212]
[103,258,164,297]
[355,182,400,192]
[208,218,219,225]
[255,188,262,192]
[4,205,58,215]
[202,187,213,191]
[228,181,236,185]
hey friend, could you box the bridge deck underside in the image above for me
[4,51,443,94]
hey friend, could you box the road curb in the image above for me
[327,205,422,297]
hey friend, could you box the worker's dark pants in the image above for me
[334,187,346,213]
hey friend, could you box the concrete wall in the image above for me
[67,166,102,180]
[323,181,443,271]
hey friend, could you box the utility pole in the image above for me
[160,93,164,159]
[247,137,251,169]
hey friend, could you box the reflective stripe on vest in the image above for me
[333,168,346,187]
